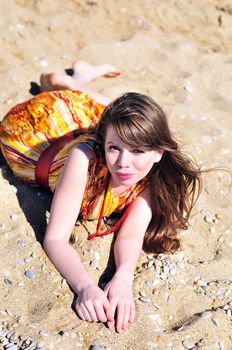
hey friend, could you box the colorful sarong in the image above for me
[0,90,105,186]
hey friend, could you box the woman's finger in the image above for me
[115,304,125,333]
[103,298,114,323]
[122,304,131,330]
[93,300,108,323]
[107,300,117,328]
[76,307,86,321]
[78,304,92,322]
[85,302,99,322]
[105,287,117,319]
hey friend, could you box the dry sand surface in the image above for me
[0,0,232,349]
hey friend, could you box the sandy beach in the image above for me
[0,1,232,349]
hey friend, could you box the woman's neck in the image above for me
[109,178,132,197]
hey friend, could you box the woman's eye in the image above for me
[132,149,144,154]
[108,145,119,151]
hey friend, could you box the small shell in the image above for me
[6,345,18,350]
[211,318,219,326]
[25,270,35,280]
[139,296,151,303]
[182,339,195,349]
[148,313,160,321]
[199,311,211,318]
[39,331,49,337]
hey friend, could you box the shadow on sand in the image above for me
[0,153,52,245]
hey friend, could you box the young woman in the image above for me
[0,60,202,333]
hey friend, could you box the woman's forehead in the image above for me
[105,124,123,143]
[104,124,149,150]
[105,124,143,150]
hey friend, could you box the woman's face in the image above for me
[104,124,162,189]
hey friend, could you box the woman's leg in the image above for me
[40,60,121,105]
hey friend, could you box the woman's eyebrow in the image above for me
[106,141,118,145]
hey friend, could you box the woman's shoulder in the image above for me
[75,142,95,161]
[75,133,105,161]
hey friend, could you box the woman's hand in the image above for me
[76,284,113,324]
[104,271,135,333]
[103,187,153,332]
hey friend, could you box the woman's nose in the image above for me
[117,150,130,167]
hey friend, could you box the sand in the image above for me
[0,1,232,349]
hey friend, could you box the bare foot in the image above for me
[72,60,121,84]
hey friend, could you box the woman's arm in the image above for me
[104,187,152,332]
[43,144,113,323]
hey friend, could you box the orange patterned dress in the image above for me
[0,91,147,233]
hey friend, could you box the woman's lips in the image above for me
[116,172,133,180]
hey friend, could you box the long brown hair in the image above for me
[96,92,202,254]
